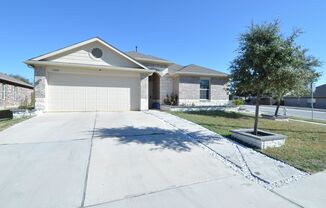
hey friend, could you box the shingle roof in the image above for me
[125,51,171,63]
[167,63,183,73]
[176,64,228,76]
[126,52,228,77]
[0,72,33,88]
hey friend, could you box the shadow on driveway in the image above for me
[94,126,219,152]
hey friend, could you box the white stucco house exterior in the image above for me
[25,37,229,112]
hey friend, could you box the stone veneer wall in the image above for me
[178,76,229,106]
[159,74,173,104]
[0,82,33,110]
[210,77,228,100]
[34,66,47,111]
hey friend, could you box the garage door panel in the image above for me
[48,72,140,112]
[108,87,130,111]
[48,86,64,111]
[85,87,97,111]
[74,87,86,111]
[63,87,75,111]
[97,87,109,111]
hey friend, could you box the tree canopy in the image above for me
[229,20,321,134]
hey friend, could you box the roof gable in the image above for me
[30,37,148,69]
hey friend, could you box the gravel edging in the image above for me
[146,111,308,190]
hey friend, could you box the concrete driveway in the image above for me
[0,112,300,208]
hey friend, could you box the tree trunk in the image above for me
[274,99,280,116]
[253,91,261,135]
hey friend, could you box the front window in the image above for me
[200,79,210,100]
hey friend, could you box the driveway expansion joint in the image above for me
[80,112,98,208]
[270,190,305,208]
[83,175,236,208]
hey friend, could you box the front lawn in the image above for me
[171,110,326,173]
[0,117,31,132]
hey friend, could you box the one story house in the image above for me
[25,37,229,112]
[284,84,326,109]
[0,72,34,110]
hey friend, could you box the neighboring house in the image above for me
[25,37,229,112]
[284,84,326,109]
[0,73,34,110]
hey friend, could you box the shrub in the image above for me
[163,93,178,105]
[233,98,244,106]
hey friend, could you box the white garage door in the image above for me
[47,72,140,112]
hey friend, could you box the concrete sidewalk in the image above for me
[147,110,307,188]
[275,170,326,208]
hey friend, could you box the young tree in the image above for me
[269,46,321,116]
[229,20,310,135]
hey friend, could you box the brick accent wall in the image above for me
[210,77,228,100]
[179,77,200,100]
[172,77,179,95]
[0,82,33,110]
[177,76,229,106]
[160,74,173,104]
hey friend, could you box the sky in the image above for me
[0,0,325,86]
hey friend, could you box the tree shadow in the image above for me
[94,126,218,152]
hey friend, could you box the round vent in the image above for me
[91,48,103,58]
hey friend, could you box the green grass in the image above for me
[0,117,31,132]
[171,110,326,173]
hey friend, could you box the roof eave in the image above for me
[0,78,33,89]
[173,71,229,77]
[24,60,155,74]
[133,57,173,65]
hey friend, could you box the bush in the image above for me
[163,93,178,105]
[18,93,35,110]
[0,110,13,119]
[233,98,244,106]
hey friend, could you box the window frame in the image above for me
[199,78,210,100]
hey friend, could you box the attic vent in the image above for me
[91,48,103,58]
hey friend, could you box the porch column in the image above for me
[140,74,149,110]
[34,66,47,111]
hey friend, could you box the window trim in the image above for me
[200,78,210,100]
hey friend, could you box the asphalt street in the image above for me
[243,105,326,121]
